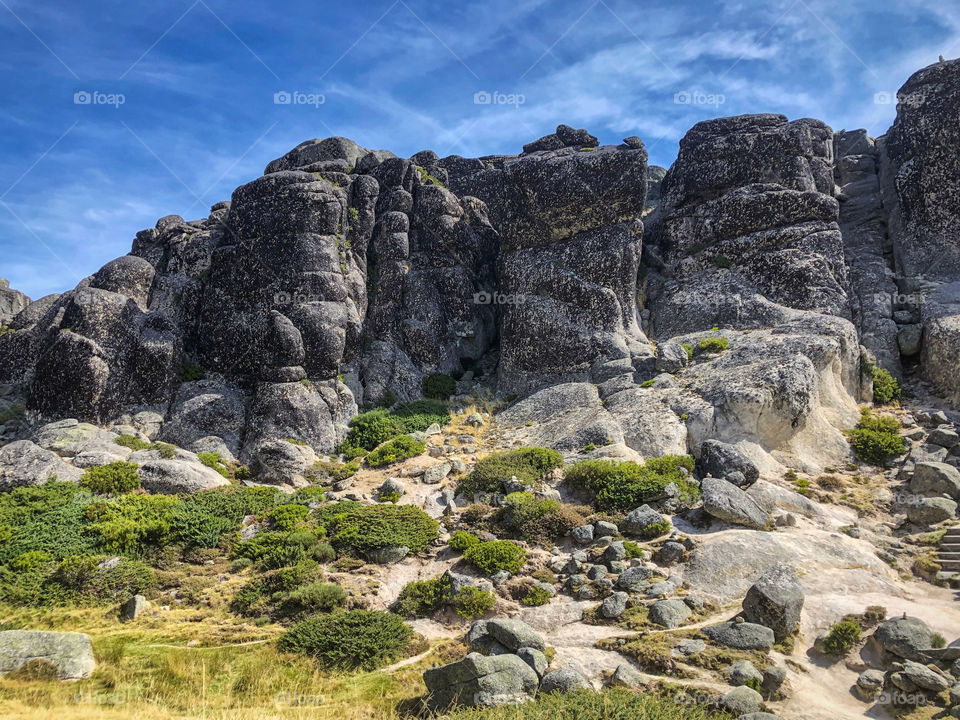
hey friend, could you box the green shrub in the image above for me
[932,632,947,649]
[448,530,480,552]
[623,541,644,559]
[366,435,425,467]
[84,494,179,554]
[268,504,309,531]
[277,582,347,619]
[697,336,729,353]
[822,619,862,655]
[492,493,585,544]
[152,442,177,459]
[197,452,230,478]
[872,368,902,405]
[394,575,451,618]
[422,373,456,400]
[458,447,564,497]
[341,410,403,452]
[53,554,156,603]
[0,484,94,564]
[80,461,141,494]
[850,409,905,466]
[453,586,495,618]
[463,540,526,574]
[316,502,439,555]
[114,434,151,451]
[521,585,551,607]
[310,460,360,482]
[9,550,54,571]
[391,399,450,432]
[279,610,413,671]
[268,560,323,592]
[565,455,697,512]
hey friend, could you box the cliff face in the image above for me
[1,58,959,470]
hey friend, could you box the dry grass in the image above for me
[0,601,440,720]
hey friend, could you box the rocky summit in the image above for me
[2,57,960,720]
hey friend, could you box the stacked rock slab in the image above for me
[880,58,960,408]
[0,279,29,326]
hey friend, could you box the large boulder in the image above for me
[137,458,231,493]
[741,563,804,642]
[485,618,545,652]
[0,440,84,489]
[423,652,539,710]
[0,630,95,680]
[698,439,760,486]
[873,616,934,661]
[910,462,960,499]
[703,621,775,650]
[539,667,592,694]
[701,477,772,529]
[649,598,692,629]
[620,504,668,538]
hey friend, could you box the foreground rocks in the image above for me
[0,630,95,680]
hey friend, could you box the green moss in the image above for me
[114,434,152,451]
[697,336,729,353]
[640,379,655,388]
[197,452,230,477]
[680,343,694,359]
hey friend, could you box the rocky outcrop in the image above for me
[0,279,29,326]
[880,58,960,408]
[423,652,540,710]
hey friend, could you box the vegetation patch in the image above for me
[315,502,439,555]
[849,408,905,466]
[822,619,862,655]
[463,540,527,574]
[872,367,903,405]
[80,461,141,494]
[697,336,729,353]
[279,609,413,671]
[564,455,697,511]
[458,447,563,497]
[491,492,587,545]
[366,435,425,467]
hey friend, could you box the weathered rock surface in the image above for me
[701,477,772,529]
[0,630,95,680]
[741,563,804,641]
[0,279,29,326]
[423,652,539,710]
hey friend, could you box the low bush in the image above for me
[197,452,230,478]
[520,584,551,607]
[697,336,729,353]
[849,409,905,466]
[366,435,425,467]
[268,504,309,531]
[276,582,347,619]
[422,373,456,400]
[394,575,451,618]
[448,530,480,552]
[340,410,403,453]
[822,619,862,655]
[463,540,526,574]
[80,461,141,494]
[316,502,439,555]
[310,460,360,483]
[114,434,151,451]
[872,368,902,405]
[391,399,450,432]
[492,493,586,544]
[458,447,564,497]
[279,610,413,671]
[453,586,495,618]
[565,455,696,511]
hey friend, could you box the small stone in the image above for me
[121,595,146,622]
[727,660,763,687]
[722,685,763,715]
[600,592,629,619]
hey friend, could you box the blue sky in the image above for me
[0,0,957,299]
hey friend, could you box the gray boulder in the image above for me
[728,659,763,687]
[0,630,95,680]
[722,685,763,715]
[901,660,951,692]
[486,618,545,652]
[701,477,772,529]
[620,504,668,538]
[516,647,548,678]
[571,525,594,544]
[423,652,539,710]
[539,667,592,693]
[698,439,760,487]
[649,598,692,628]
[911,461,960,499]
[600,591,629,619]
[873,616,933,661]
[703,621,775,650]
[656,341,689,373]
[607,663,651,688]
[366,545,409,564]
[0,440,84,489]
[137,458,231,493]
[423,462,452,484]
[905,496,957,524]
[741,563,804,642]
[121,594,146,622]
